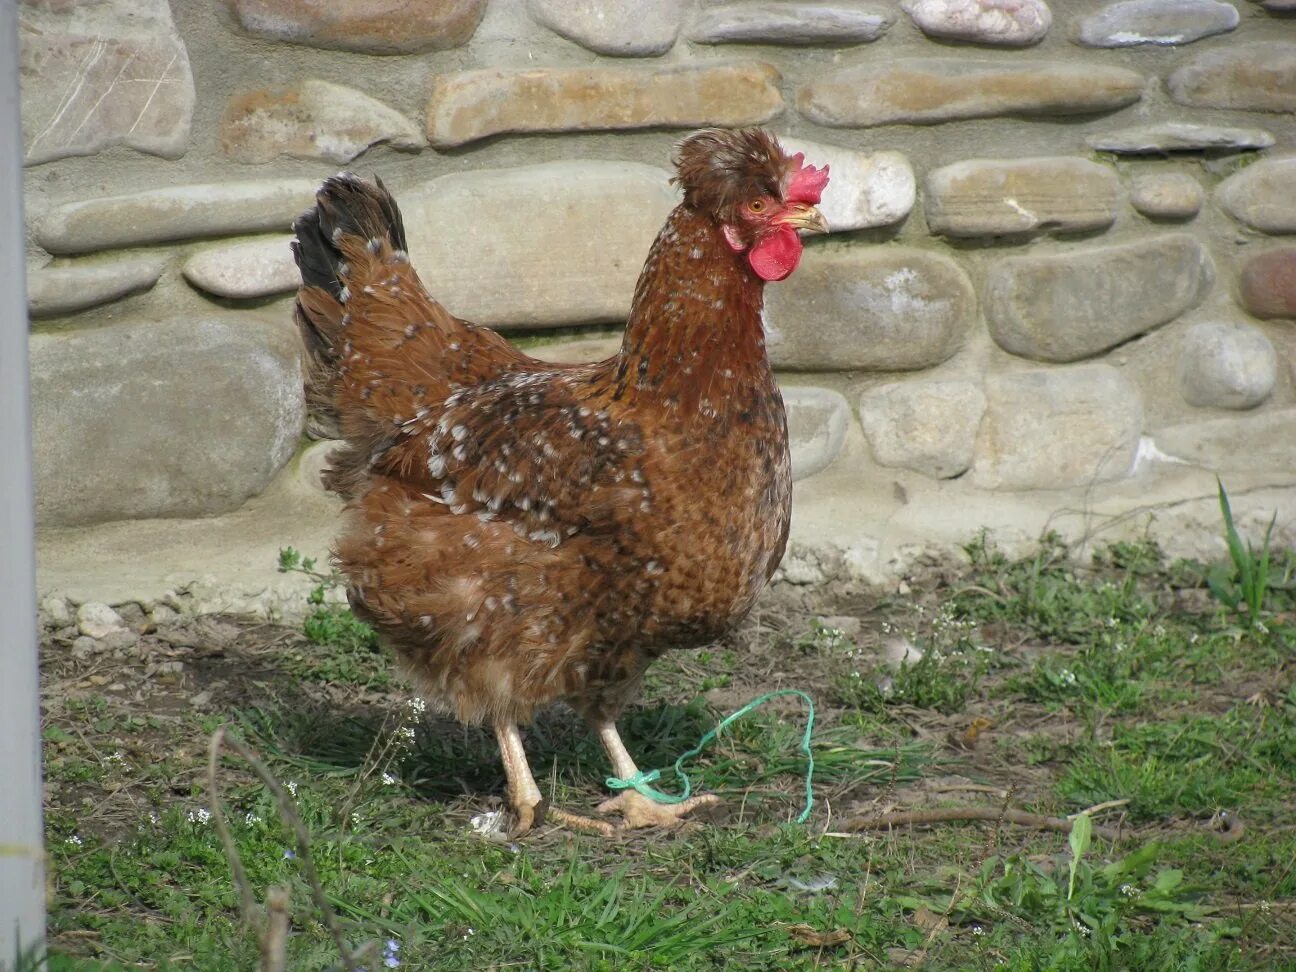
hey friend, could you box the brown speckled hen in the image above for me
[291,129,829,836]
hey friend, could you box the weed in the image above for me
[1209,480,1278,629]
[277,547,382,686]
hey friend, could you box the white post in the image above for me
[0,0,47,965]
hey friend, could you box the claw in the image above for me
[596,790,721,830]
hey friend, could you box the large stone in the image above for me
[900,0,1051,46]
[798,59,1143,127]
[1155,408,1296,472]
[426,62,783,149]
[1168,42,1296,112]
[29,313,304,527]
[1179,321,1276,410]
[182,237,297,299]
[1239,247,1296,319]
[1217,157,1296,235]
[34,179,319,255]
[777,138,914,231]
[401,162,677,329]
[1085,122,1274,154]
[224,0,486,53]
[1076,0,1238,47]
[1129,173,1204,220]
[220,80,424,164]
[859,379,985,479]
[924,157,1118,237]
[27,256,167,318]
[20,0,194,166]
[529,0,681,55]
[765,246,975,371]
[971,365,1142,490]
[687,2,892,45]
[784,387,850,481]
[984,235,1213,363]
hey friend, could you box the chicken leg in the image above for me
[593,721,720,829]
[493,721,616,837]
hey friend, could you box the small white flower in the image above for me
[406,697,426,715]
[187,808,211,824]
[65,834,83,846]
[106,751,125,765]
[381,772,398,786]
[245,812,262,825]
[286,781,298,797]
[1121,884,1138,897]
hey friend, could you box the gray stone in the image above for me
[1154,408,1296,472]
[40,594,74,627]
[426,62,783,149]
[182,237,297,299]
[901,0,1052,46]
[859,380,985,479]
[1217,157,1296,234]
[224,0,486,53]
[984,235,1213,363]
[20,0,194,166]
[70,636,101,661]
[35,179,319,255]
[1168,42,1296,112]
[688,2,892,45]
[765,246,975,371]
[401,162,677,328]
[784,387,851,481]
[1178,321,1277,410]
[972,365,1143,490]
[529,0,681,55]
[798,59,1143,127]
[1129,173,1204,220]
[924,157,1118,237]
[30,312,304,527]
[776,137,914,231]
[27,256,167,318]
[1076,0,1238,47]
[77,602,126,639]
[220,79,424,164]
[1086,122,1275,154]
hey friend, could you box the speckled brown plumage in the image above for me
[292,128,828,834]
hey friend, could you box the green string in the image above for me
[605,689,817,824]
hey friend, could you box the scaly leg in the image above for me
[594,722,720,829]
[493,721,614,837]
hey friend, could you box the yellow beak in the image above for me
[776,203,829,235]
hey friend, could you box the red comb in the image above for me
[786,152,829,205]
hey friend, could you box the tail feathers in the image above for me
[292,173,408,444]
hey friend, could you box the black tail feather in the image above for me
[291,173,408,301]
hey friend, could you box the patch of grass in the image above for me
[1210,480,1279,629]
[277,547,385,688]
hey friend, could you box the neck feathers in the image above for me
[614,206,770,412]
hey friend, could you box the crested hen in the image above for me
[292,128,828,835]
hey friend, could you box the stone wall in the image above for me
[21,0,1296,592]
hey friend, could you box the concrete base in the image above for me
[37,424,1294,617]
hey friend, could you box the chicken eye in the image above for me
[748,199,767,213]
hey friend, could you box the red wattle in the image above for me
[748,226,803,282]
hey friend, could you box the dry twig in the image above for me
[842,806,1122,841]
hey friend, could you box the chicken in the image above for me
[291,128,829,836]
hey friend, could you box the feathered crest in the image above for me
[673,128,799,222]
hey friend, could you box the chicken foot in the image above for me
[593,722,720,829]
[493,721,616,837]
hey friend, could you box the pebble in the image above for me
[1179,321,1277,410]
[425,62,782,149]
[972,365,1143,490]
[1238,247,1296,319]
[41,594,74,628]
[28,256,168,318]
[224,0,487,53]
[220,80,424,164]
[1216,157,1296,234]
[529,0,681,55]
[1085,122,1274,154]
[1168,42,1296,112]
[182,237,297,299]
[924,157,1118,237]
[901,0,1051,46]
[687,2,893,45]
[1129,173,1204,220]
[783,387,851,481]
[77,602,126,639]
[776,137,915,231]
[984,235,1213,363]
[859,379,986,480]
[765,246,975,371]
[798,59,1143,127]
[71,637,102,661]
[20,0,193,166]
[1075,0,1238,47]
[35,179,319,255]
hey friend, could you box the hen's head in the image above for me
[673,128,830,282]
